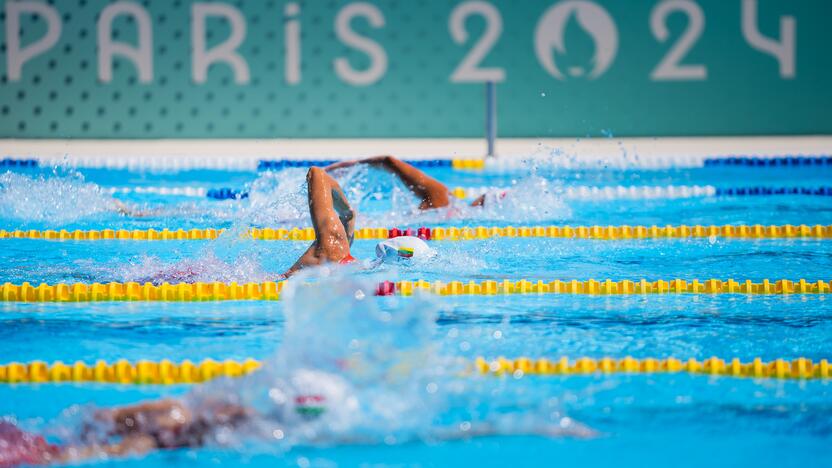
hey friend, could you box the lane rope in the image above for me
[257,159,485,170]
[102,184,832,201]
[4,155,832,171]
[0,157,485,172]
[0,356,827,385]
[106,186,210,198]
[108,185,719,200]
[705,156,832,167]
[2,278,831,302]
[3,224,831,242]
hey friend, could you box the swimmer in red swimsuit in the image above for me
[282,167,356,277]
[324,155,492,210]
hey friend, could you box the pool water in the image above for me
[1,158,831,467]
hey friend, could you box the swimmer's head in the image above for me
[287,369,356,425]
[373,236,435,266]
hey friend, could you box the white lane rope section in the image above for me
[464,185,717,200]
[106,185,718,200]
[39,155,261,171]
[104,186,209,197]
[564,185,716,199]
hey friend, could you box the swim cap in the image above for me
[288,369,356,425]
[374,236,435,264]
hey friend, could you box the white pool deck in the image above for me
[2,136,831,170]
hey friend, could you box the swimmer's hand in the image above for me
[271,273,289,282]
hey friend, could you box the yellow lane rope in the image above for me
[475,356,831,380]
[0,357,827,385]
[2,224,831,241]
[2,278,831,302]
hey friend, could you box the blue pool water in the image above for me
[1,158,831,467]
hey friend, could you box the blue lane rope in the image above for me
[206,188,249,200]
[715,187,832,196]
[256,159,452,170]
[704,156,832,167]
[3,156,832,171]
[203,186,832,201]
[0,158,38,168]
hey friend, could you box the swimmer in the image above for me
[141,167,432,282]
[112,199,155,218]
[283,168,436,276]
[0,368,593,466]
[324,155,492,209]
[282,167,356,277]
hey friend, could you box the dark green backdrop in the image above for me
[1,0,829,138]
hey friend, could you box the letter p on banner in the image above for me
[5,1,62,81]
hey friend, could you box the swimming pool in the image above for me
[1,154,831,467]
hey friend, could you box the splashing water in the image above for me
[0,171,115,223]
[187,270,444,445]
[119,251,276,285]
[463,174,571,223]
[185,271,593,447]
[239,169,311,227]
[27,271,592,464]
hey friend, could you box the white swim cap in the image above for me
[374,236,435,264]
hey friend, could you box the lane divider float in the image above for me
[4,155,832,171]
[704,156,832,167]
[113,185,719,201]
[0,356,827,385]
[106,186,211,198]
[0,157,485,172]
[0,158,38,168]
[257,159,485,170]
[3,224,831,242]
[104,184,832,201]
[2,278,832,302]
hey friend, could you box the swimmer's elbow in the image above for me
[306,166,325,181]
[420,193,450,210]
[367,155,395,167]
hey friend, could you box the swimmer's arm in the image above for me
[308,168,354,248]
[283,168,353,277]
[282,243,318,278]
[325,156,450,210]
[57,434,158,464]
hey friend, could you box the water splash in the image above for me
[0,171,115,223]
[119,251,276,285]
[182,272,591,448]
[189,271,444,445]
[238,169,311,227]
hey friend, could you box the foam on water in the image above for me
[240,169,311,227]
[119,251,276,285]
[179,272,591,448]
[0,171,116,223]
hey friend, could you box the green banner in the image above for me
[0,0,829,138]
